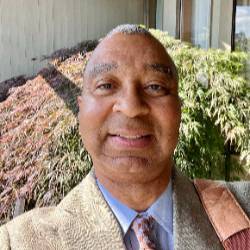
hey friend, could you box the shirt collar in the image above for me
[97,179,173,235]
[147,179,173,234]
[97,180,137,234]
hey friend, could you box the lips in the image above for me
[115,134,148,139]
[109,132,153,148]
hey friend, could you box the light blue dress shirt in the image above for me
[97,179,173,250]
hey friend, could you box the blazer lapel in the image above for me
[52,167,223,249]
[57,169,126,250]
[173,169,223,250]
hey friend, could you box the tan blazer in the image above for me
[0,168,249,250]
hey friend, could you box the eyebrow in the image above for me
[145,63,173,77]
[88,63,118,78]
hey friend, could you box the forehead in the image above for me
[86,34,171,71]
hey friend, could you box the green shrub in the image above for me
[150,28,250,180]
[34,124,92,207]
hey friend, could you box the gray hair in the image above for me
[83,24,153,73]
[105,24,153,39]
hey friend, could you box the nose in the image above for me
[113,87,150,118]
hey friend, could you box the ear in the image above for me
[77,96,82,120]
[77,96,82,108]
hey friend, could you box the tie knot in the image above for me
[131,214,156,250]
[132,214,154,231]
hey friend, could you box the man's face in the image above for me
[78,33,181,183]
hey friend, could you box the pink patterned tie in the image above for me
[131,214,156,250]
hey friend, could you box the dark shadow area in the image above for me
[39,66,82,117]
[40,40,98,116]
[39,40,98,117]
[0,76,28,102]
[42,40,98,62]
[0,40,98,116]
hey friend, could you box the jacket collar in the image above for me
[57,169,126,249]
[56,168,222,249]
[173,168,222,250]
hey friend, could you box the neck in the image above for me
[95,165,172,212]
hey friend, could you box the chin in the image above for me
[95,154,167,183]
[111,156,151,170]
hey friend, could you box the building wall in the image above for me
[0,0,153,82]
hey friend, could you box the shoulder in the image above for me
[0,206,63,249]
[0,170,108,249]
[0,176,90,248]
[205,179,250,216]
[174,168,250,216]
[0,191,82,249]
[0,223,9,250]
[226,180,250,216]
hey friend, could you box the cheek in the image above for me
[78,96,112,141]
[152,97,181,137]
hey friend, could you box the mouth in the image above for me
[108,133,153,148]
[113,134,150,139]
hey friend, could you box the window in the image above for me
[180,0,212,49]
[234,0,250,52]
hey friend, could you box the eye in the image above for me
[94,81,115,95]
[97,83,112,90]
[148,84,163,91]
[144,83,169,96]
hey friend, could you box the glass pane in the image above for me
[235,1,250,52]
[180,0,211,49]
[191,0,211,49]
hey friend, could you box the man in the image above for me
[0,24,249,250]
